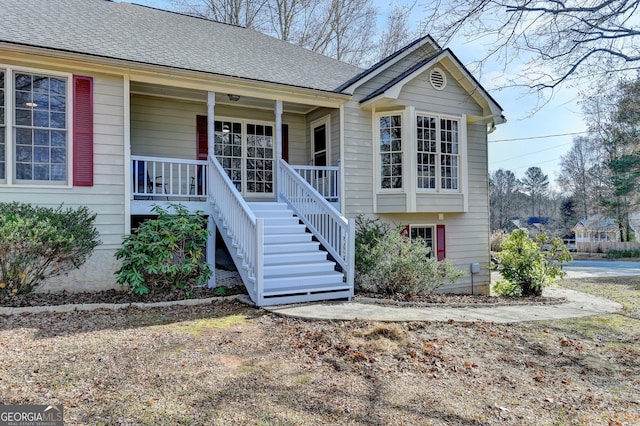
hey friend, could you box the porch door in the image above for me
[312,122,327,167]
[197,116,275,196]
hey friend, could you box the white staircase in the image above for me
[246,202,351,305]
[208,155,354,307]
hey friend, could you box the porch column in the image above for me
[274,100,283,200]
[207,92,215,157]
[207,91,216,288]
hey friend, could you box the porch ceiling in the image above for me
[130,81,317,114]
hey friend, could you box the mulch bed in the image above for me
[1,285,564,309]
[0,286,248,308]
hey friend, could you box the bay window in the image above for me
[379,114,402,189]
[417,114,459,191]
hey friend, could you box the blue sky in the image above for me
[124,0,585,187]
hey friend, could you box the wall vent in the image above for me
[429,68,447,90]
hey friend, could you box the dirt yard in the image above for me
[1,277,639,425]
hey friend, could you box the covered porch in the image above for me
[126,81,354,306]
[128,82,343,214]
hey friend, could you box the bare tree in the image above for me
[171,0,271,30]
[302,0,377,65]
[489,169,522,231]
[171,0,378,66]
[376,2,414,61]
[420,0,640,98]
[557,136,609,220]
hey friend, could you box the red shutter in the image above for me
[196,115,208,160]
[400,225,410,239]
[436,224,446,261]
[73,75,93,186]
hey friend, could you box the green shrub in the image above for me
[354,215,391,279]
[115,204,211,295]
[604,248,640,259]
[0,202,101,301]
[495,230,572,297]
[356,225,465,296]
[492,279,521,297]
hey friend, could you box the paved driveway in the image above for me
[564,260,640,278]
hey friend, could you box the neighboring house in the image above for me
[0,0,504,305]
[575,213,640,244]
[574,215,620,244]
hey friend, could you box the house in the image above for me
[574,215,620,244]
[0,0,504,305]
[575,213,640,248]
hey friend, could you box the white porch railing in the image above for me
[209,155,263,302]
[278,159,355,293]
[291,165,340,202]
[131,155,208,200]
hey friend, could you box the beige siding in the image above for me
[0,69,126,292]
[342,60,492,293]
[131,95,307,162]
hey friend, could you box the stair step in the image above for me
[264,233,313,244]
[263,241,321,254]
[259,289,352,306]
[264,251,327,265]
[248,202,288,210]
[263,224,307,234]
[259,217,301,226]
[263,271,344,289]
[264,261,335,276]
[263,280,350,297]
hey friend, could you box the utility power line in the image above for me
[491,141,573,165]
[489,131,588,143]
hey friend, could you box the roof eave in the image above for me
[337,35,440,93]
[0,41,352,107]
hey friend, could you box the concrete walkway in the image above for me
[264,287,623,323]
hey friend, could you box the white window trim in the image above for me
[408,224,437,258]
[0,64,73,188]
[415,111,464,194]
[214,115,275,197]
[310,115,331,166]
[374,109,405,193]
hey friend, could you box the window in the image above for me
[410,225,434,258]
[245,123,273,193]
[404,224,446,260]
[379,114,402,189]
[0,70,5,181]
[0,68,92,187]
[214,119,274,195]
[417,114,459,191]
[14,72,68,182]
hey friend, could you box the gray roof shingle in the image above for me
[0,0,363,92]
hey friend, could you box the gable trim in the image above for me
[360,49,504,121]
[336,36,441,94]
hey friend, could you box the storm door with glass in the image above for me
[213,119,274,196]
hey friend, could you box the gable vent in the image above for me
[429,68,446,90]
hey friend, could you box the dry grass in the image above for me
[1,283,639,425]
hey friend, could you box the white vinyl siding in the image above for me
[343,57,491,292]
[0,67,126,293]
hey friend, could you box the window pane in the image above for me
[379,114,402,189]
[12,72,68,183]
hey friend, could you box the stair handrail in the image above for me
[277,159,355,292]
[208,155,263,301]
